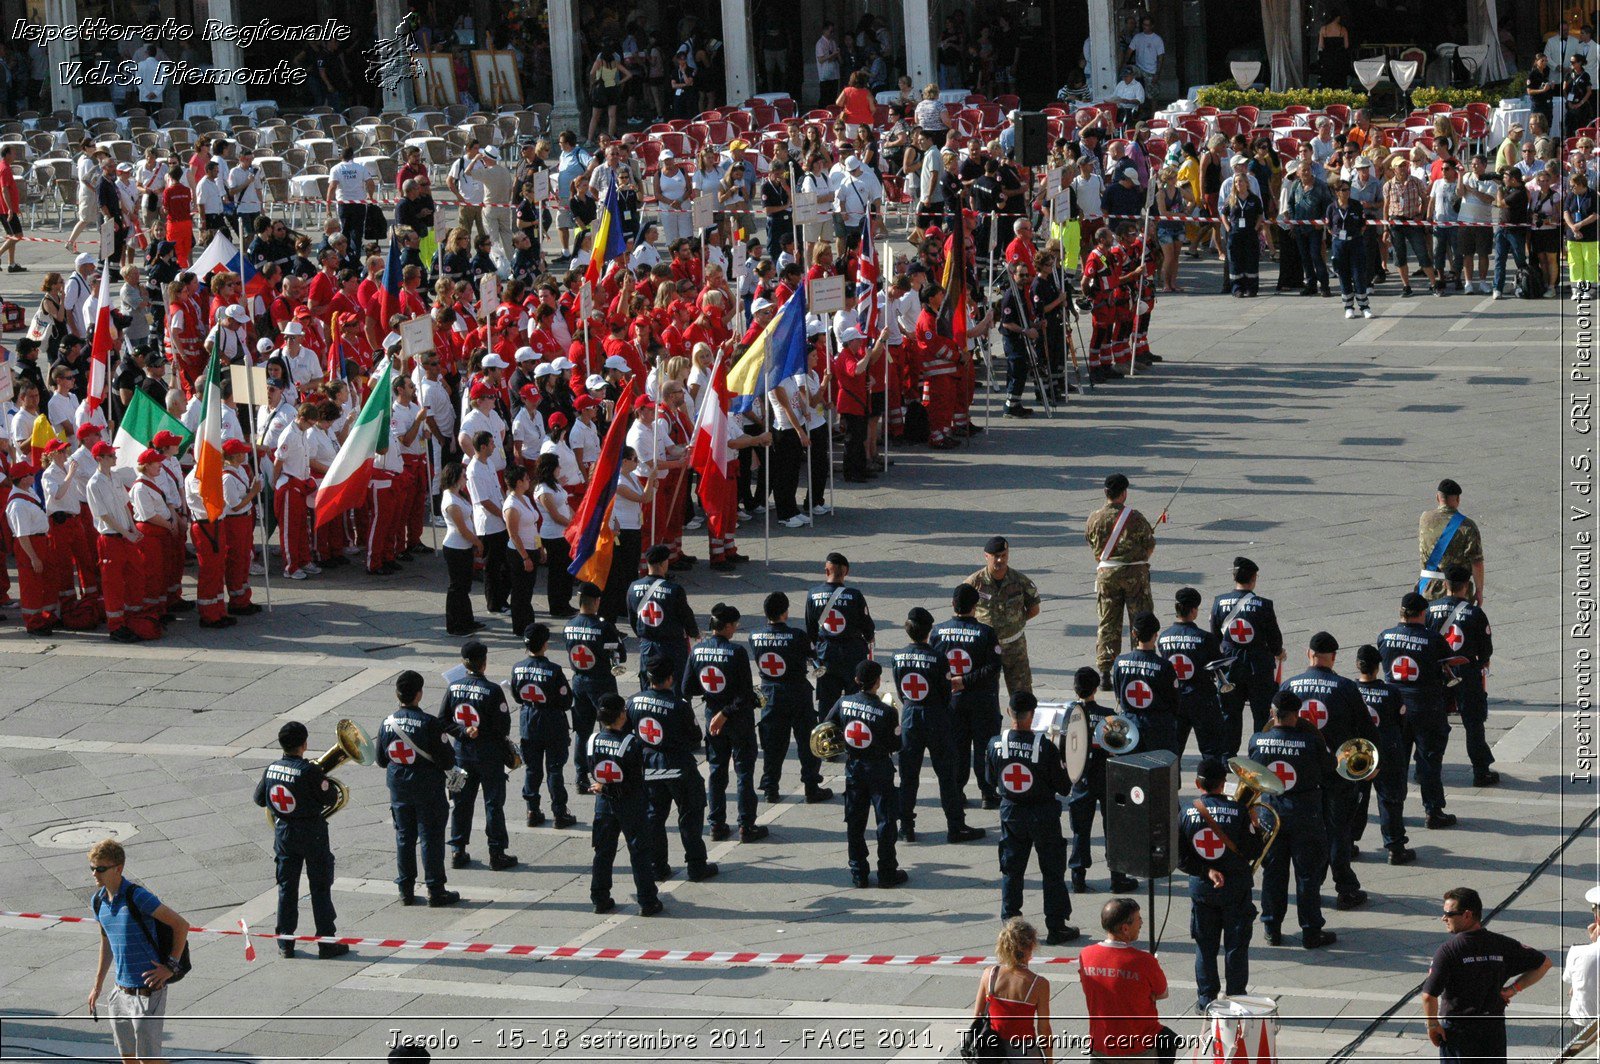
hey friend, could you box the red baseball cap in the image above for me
[136,448,162,466]
[222,438,251,456]
[91,441,117,459]
[76,423,103,440]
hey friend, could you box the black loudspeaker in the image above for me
[1105,750,1180,879]
[1016,112,1050,167]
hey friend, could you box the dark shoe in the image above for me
[639,899,665,916]
[1003,404,1033,419]
[1146,353,1164,362]
[412,543,435,555]
[669,557,695,571]
[396,551,414,561]
[1426,812,1458,829]
[1401,285,1414,297]
[981,795,1001,810]
[851,873,870,888]
[451,851,470,868]
[1264,925,1283,946]
[278,943,295,959]
[489,852,518,871]
[381,562,402,575]
[553,812,578,829]
[1319,286,1333,297]
[1388,847,1417,865]
[654,866,674,881]
[728,552,750,563]
[710,560,736,572]
[763,788,781,803]
[1335,891,1368,911]
[527,810,546,827]
[1302,929,1338,950]
[740,825,769,842]
[688,863,719,882]
[878,869,909,887]
[593,897,616,914]
[427,889,462,907]
[903,824,917,842]
[110,627,140,644]
[170,600,194,612]
[1045,926,1081,946]
[1300,287,1317,297]
[1473,771,1501,787]
[399,889,417,906]
[710,824,732,841]
[7,264,26,273]
[317,942,351,959]
[965,424,984,435]
[228,603,263,616]
[947,825,986,843]
[1072,870,1087,892]
[804,787,834,803]
[1110,873,1139,893]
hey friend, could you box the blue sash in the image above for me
[1416,512,1466,594]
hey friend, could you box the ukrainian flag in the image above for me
[726,283,809,414]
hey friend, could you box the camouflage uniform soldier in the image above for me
[1418,478,1484,603]
[1085,473,1155,686]
[965,535,1042,698]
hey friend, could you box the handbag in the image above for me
[960,968,1014,1064]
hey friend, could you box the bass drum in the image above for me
[1061,703,1091,783]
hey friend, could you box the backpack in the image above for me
[92,879,192,982]
[1516,259,1546,300]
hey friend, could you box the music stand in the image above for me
[1389,59,1420,119]
[1230,61,1261,91]
[1353,58,1391,114]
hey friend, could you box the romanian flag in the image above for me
[191,338,227,520]
[27,411,60,453]
[582,181,628,290]
[86,259,114,411]
[314,357,394,525]
[566,376,638,582]
[726,280,808,415]
[939,203,969,350]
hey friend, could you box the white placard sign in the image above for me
[399,314,434,356]
[531,169,549,202]
[1046,166,1066,198]
[691,194,715,230]
[807,274,846,315]
[228,365,270,403]
[479,271,500,317]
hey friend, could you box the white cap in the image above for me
[1587,886,1600,907]
[1229,155,1248,167]
[75,253,95,267]
[227,305,250,323]
[534,363,558,378]
[846,155,864,171]
[256,338,274,353]
[839,325,864,343]
[482,353,509,369]
[660,149,677,160]
[603,355,630,371]
[751,297,773,313]
[585,373,607,391]
[806,320,827,337]
[281,321,304,335]
[1284,159,1300,175]
[115,162,133,172]
[514,345,537,362]
[552,356,575,371]
[383,331,403,349]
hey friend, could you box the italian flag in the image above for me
[113,388,191,473]
[314,357,392,526]
[191,342,226,520]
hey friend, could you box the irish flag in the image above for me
[191,341,226,520]
[113,389,191,472]
[314,357,392,525]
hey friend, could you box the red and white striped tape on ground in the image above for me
[0,909,1080,968]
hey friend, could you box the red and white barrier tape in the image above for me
[0,909,1080,968]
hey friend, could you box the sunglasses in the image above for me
[1441,909,1465,918]
[89,864,116,874]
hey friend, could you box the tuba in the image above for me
[1096,713,1141,755]
[264,719,373,825]
[1335,738,1380,782]
[1226,755,1284,870]
[809,721,846,762]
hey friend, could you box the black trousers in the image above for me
[506,545,538,636]
[480,529,509,614]
[805,424,829,508]
[841,412,869,479]
[770,427,805,520]
[274,820,337,937]
[443,544,476,632]
[542,536,573,614]
[602,527,641,621]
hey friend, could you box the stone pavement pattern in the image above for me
[0,228,1588,1063]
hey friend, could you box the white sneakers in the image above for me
[286,569,308,581]
[1362,308,1374,319]
[303,563,323,574]
[1344,308,1356,319]
[811,504,832,516]
[1491,290,1504,300]
[782,514,811,528]
[684,516,704,530]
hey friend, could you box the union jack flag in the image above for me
[855,216,879,338]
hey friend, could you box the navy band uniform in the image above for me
[824,659,905,888]
[626,656,716,882]
[587,694,662,915]
[1179,755,1265,1009]
[375,671,463,907]
[682,603,766,841]
[252,720,348,958]
[1247,690,1337,948]
[750,591,831,802]
[933,584,1004,806]
[564,581,627,792]
[805,552,874,719]
[511,623,578,828]
[438,640,518,870]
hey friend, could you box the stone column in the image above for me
[902,0,933,90]
[208,0,247,109]
[1087,0,1117,103]
[721,0,754,104]
[375,0,414,112]
[46,0,83,115]
[546,0,582,133]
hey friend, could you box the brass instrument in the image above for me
[612,663,629,677]
[809,721,846,762]
[264,719,373,824]
[1226,755,1284,871]
[1096,714,1141,755]
[1335,738,1379,782]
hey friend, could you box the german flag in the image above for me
[938,196,968,350]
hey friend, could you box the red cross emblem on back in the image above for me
[637,717,663,745]
[1001,763,1034,793]
[454,703,480,729]
[1391,655,1419,683]
[1124,679,1154,710]
[1192,827,1225,859]
[593,759,623,783]
[640,600,665,627]
[844,720,872,748]
[520,682,545,704]
[900,672,929,702]
[758,652,786,678]
[1270,760,1297,790]
[1444,625,1464,651]
[699,665,726,693]
[821,607,847,634]
[1170,653,1194,681]
[570,644,596,671]
[268,784,296,814]
[386,738,416,765]
[1300,699,1328,730]
[1228,618,1255,644]
[947,648,972,676]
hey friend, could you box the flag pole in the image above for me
[825,325,835,515]
[241,356,272,612]
[986,210,998,432]
[763,431,770,567]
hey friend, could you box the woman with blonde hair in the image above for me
[914,83,948,147]
[972,918,1052,1063]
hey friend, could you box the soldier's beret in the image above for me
[1104,473,1129,496]
[1356,644,1381,669]
[1131,611,1160,640]
[645,544,672,564]
[1271,689,1302,714]
[1233,556,1259,578]
[907,606,934,627]
[710,602,740,627]
[1174,587,1202,612]
[1437,478,1463,496]
[1010,690,1039,716]
[953,584,980,612]
[1196,756,1230,783]
[1308,631,1339,654]
[1445,564,1471,585]
[1401,592,1428,614]
[983,535,1008,555]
